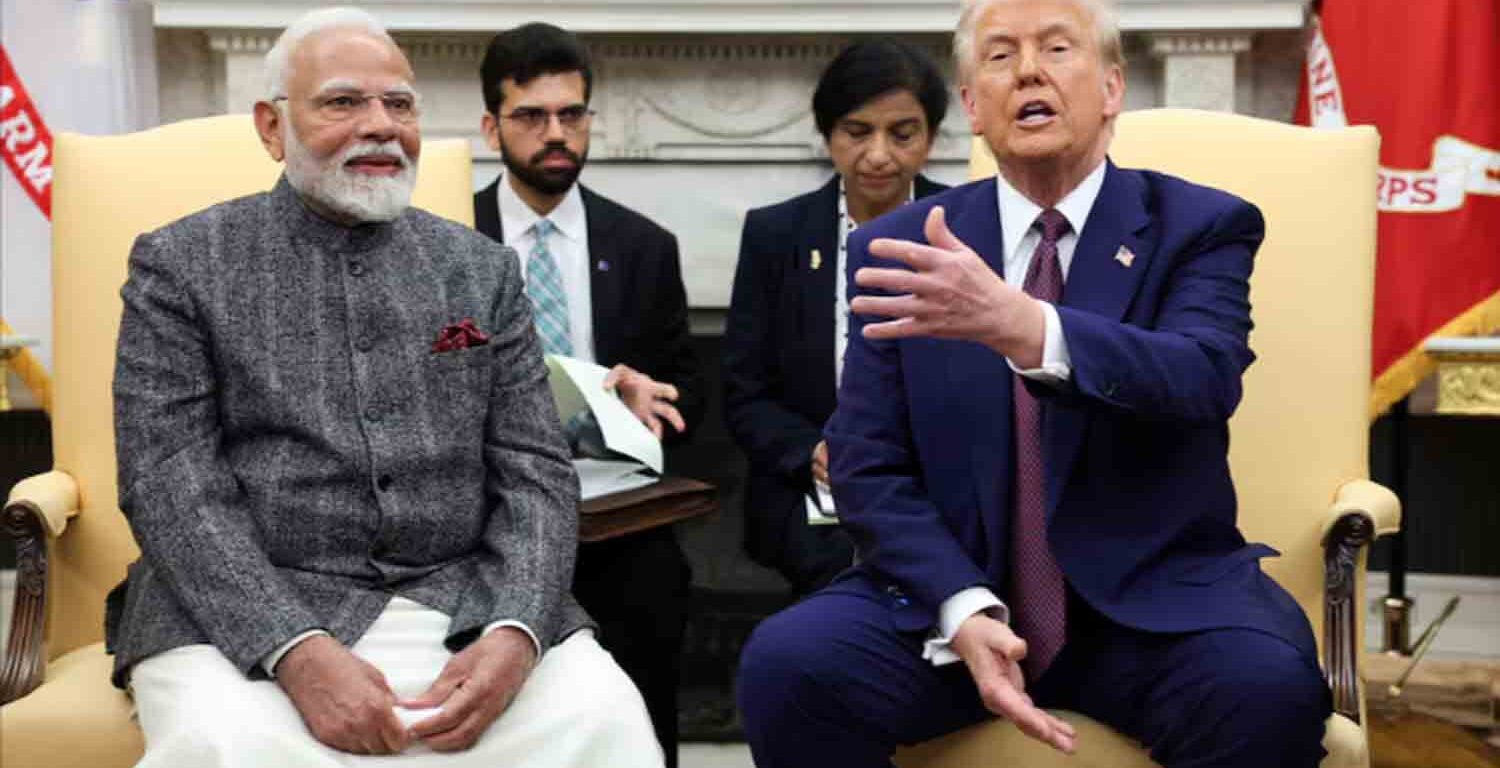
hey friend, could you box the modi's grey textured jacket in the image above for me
[106,177,588,687]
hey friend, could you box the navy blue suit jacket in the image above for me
[827,162,1316,660]
[724,174,947,570]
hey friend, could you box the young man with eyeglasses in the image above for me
[473,22,702,768]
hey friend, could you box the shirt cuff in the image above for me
[1009,301,1072,382]
[483,620,542,659]
[262,629,330,677]
[921,587,1007,667]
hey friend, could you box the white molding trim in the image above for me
[1120,1,1303,32]
[393,36,861,64]
[592,39,852,60]
[1149,32,1255,57]
[399,37,489,62]
[155,0,1306,34]
[207,31,277,54]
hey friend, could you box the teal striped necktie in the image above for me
[525,219,573,356]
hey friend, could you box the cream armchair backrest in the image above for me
[1113,109,1380,646]
[1,113,473,768]
[897,110,1396,768]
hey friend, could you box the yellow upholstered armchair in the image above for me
[895,110,1399,768]
[0,114,474,768]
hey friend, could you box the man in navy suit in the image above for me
[735,1,1331,766]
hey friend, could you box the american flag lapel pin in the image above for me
[597,259,610,272]
[1114,245,1136,268]
[810,248,822,271]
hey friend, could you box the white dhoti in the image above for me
[129,598,664,768]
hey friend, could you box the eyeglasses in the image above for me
[272,91,421,124]
[499,105,595,134]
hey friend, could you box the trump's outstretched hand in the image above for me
[853,206,1046,369]
[951,613,1077,754]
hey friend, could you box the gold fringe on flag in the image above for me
[1370,291,1500,419]
[0,317,51,413]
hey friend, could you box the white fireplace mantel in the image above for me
[153,0,1307,310]
[155,0,1306,34]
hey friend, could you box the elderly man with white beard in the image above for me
[106,7,663,767]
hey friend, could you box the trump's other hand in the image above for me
[951,613,1076,754]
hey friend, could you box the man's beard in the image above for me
[500,139,586,196]
[283,126,417,224]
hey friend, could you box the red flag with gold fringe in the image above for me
[1294,0,1500,417]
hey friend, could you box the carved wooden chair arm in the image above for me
[2,470,80,704]
[1320,478,1401,724]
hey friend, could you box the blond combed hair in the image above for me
[953,0,1124,83]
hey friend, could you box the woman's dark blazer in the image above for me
[723,173,948,576]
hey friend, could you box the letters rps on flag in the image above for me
[1295,0,1500,417]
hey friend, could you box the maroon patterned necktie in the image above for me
[1010,208,1069,681]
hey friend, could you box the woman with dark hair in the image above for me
[724,39,951,595]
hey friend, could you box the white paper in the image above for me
[806,481,839,525]
[546,355,663,473]
[393,706,442,729]
[574,458,660,501]
[546,357,590,426]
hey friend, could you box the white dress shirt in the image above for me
[498,173,597,362]
[923,159,1108,666]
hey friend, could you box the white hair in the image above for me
[283,129,416,223]
[953,0,1124,84]
[263,6,395,100]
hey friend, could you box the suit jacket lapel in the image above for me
[474,178,505,243]
[1058,161,1152,323]
[1046,161,1153,510]
[801,177,841,404]
[582,186,622,364]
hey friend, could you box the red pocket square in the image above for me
[432,318,490,353]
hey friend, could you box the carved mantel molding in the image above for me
[1147,31,1255,112]
[213,33,969,163]
[206,31,275,54]
[1148,32,1254,57]
[1425,337,1500,416]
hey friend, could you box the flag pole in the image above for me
[1380,396,1412,655]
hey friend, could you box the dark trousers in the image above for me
[763,501,857,596]
[573,526,691,768]
[736,574,1330,768]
